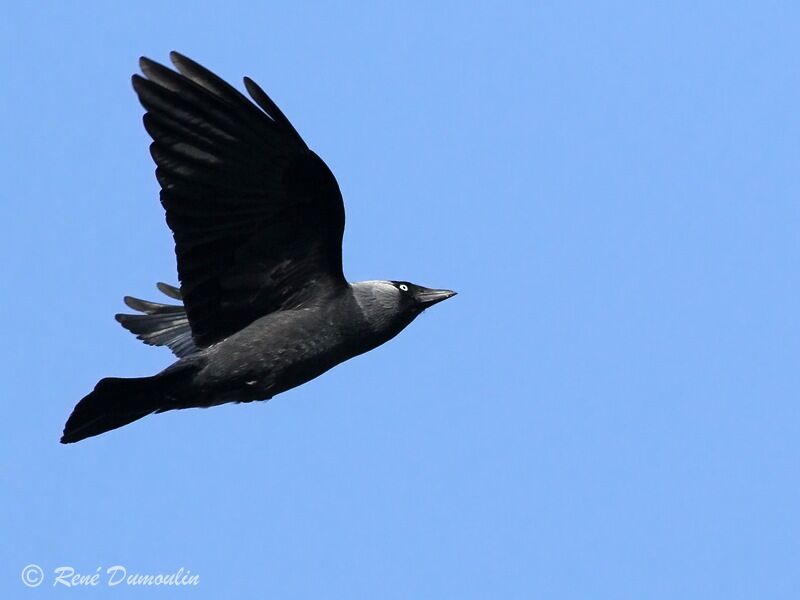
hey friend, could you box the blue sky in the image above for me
[2,1,799,598]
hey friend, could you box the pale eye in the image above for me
[399,284,409,292]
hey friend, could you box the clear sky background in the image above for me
[1,1,799,598]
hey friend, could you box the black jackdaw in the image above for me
[61,53,455,443]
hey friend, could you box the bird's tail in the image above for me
[61,374,176,444]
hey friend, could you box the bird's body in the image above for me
[61,54,455,443]
[180,284,405,407]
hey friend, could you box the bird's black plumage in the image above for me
[115,283,196,357]
[61,53,455,444]
[134,53,346,347]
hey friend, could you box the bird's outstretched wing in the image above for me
[115,282,196,357]
[132,52,347,347]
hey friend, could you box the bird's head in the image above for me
[351,280,456,341]
[389,280,457,315]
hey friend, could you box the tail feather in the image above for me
[61,376,165,444]
[115,282,197,358]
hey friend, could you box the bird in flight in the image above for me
[61,52,456,444]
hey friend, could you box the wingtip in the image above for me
[242,76,260,97]
[169,51,194,73]
[138,55,162,76]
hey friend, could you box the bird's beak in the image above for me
[415,288,457,308]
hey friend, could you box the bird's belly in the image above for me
[195,316,352,404]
